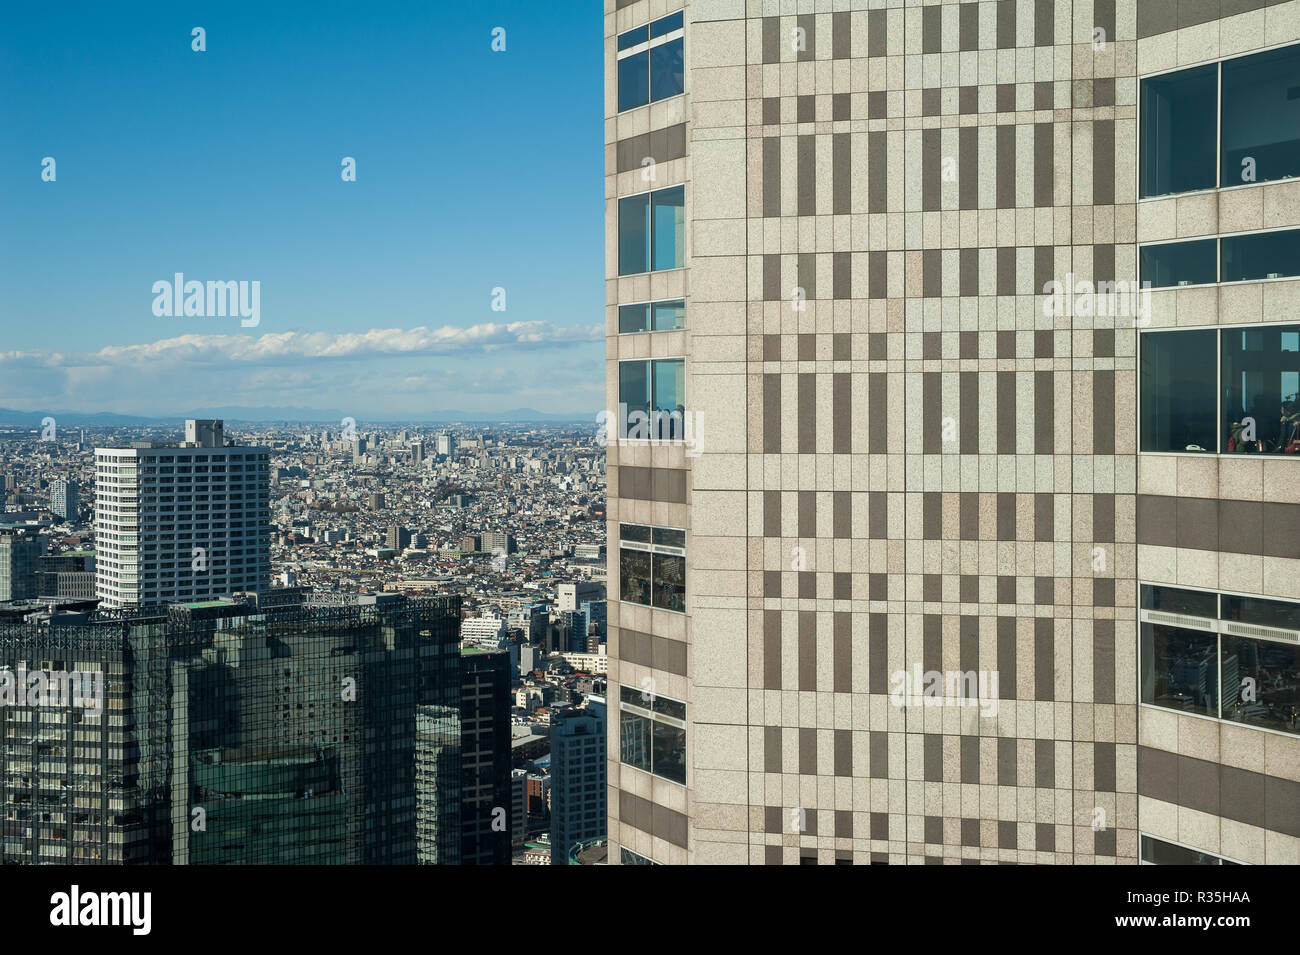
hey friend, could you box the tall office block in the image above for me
[387,524,411,554]
[94,419,270,609]
[49,479,78,521]
[549,697,606,865]
[604,1,1300,865]
[511,768,529,850]
[0,592,462,864]
[459,648,512,864]
[481,531,515,556]
[0,529,44,601]
[415,704,462,864]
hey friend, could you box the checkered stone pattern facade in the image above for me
[605,0,1300,865]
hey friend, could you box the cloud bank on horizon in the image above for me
[0,323,605,419]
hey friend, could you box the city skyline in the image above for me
[0,0,1297,896]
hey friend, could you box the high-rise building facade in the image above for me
[387,524,411,554]
[49,479,78,522]
[0,529,44,602]
[550,697,607,864]
[94,419,271,609]
[481,531,515,556]
[459,648,512,864]
[0,591,462,864]
[604,0,1300,864]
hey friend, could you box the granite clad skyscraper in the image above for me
[95,419,270,609]
[605,1,1300,864]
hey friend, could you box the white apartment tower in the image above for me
[95,419,271,608]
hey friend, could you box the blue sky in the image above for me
[0,0,604,420]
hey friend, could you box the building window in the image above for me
[1139,44,1300,198]
[1139,323,1300,455]
[1140,619,1220,717]
[1221,44,1300,188]
[1221,228,1300,283]
[1138,229,1300,288]
[618,186,685,275]
[1140,64,1217,198]
[618,523,685,613]
[1139,329,1217,453]
[619,847,658,865]
[619,299,686,334]
[1139,584,1300,735]
[1223,326,1300,453]
[618,685,686,784]
[1140,835,1242,865]
[618,357,686,419]
[1138,238,1217,288]
[616,12,684,113]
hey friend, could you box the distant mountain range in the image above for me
[0,406,594,427]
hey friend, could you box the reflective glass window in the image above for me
[1222,325,1300,454]
[1221,44,1300,187]
[1140,65,1218,197]
[1139,329,1218,453]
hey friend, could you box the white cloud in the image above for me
[0,323,604,417]
[0,321,600,370]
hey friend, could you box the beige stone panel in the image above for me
[1218,552,1263,595]
[1175,456,1219,500]
[1175,547,1218,589]
[691,679,746,731]
[689,254,744,303]
[1265,460,1300,505]
[1264,730,1300,783]
[1143,288,1178,328]
[694,722,747,772]
[1219,8,1268,58]
[1265,829,1300,864]
[1138,795,1179,841]
[1176,713,1220,762]
[1175,191,1218,238]
[1177,805,1221,853]
[691,65,745,104]
[1139,706,1179,751]
[1219,721,1266,772]
[1220,817,1267,864]
[1177,21,1219,67]
[1176,286,1217,326]
[692,218,746,257]
[1218,456,1262,500]
[1263,556,1300,599]
[1218,279,1264,325]
[1136,198,1177,244]
[1260,178,1300,229]
[693,839,747,864]
[1137,455,1176,496]
[1259,274,1300,322]
[1265,0,1300,45]
[1219,184,1264,234]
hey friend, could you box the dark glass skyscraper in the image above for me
[458,648,511,864]
[0,591,461,864]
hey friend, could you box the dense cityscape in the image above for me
[0,417,611,864]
